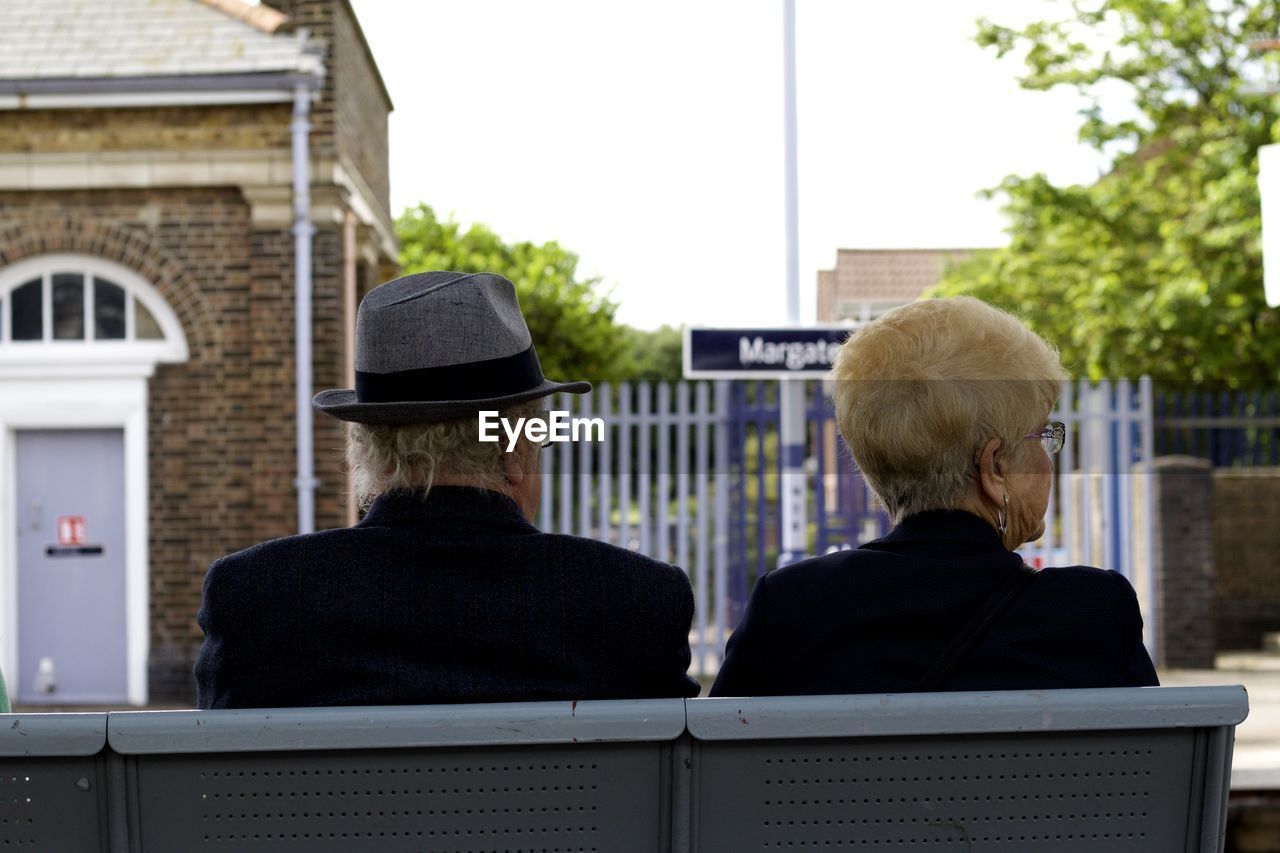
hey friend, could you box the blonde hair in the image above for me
[346,399,546,508]
[830,297,1066,523]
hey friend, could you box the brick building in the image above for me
[0,0,397,704]
[816,248,975,322]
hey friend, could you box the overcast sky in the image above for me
[349,1,1113,329]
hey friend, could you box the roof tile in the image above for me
[0,0,317,81]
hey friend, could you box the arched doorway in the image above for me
[0,253,188,705]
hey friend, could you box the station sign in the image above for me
[682,326,860,379]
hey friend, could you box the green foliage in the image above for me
[934,0,1280,385]
[396,203,687,383]
[613,325,684,382]
[396,203,621,382]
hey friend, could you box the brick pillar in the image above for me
[1150,456,1216,668]
[1212,468,1280,650]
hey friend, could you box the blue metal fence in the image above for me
[537,377,1167,672]
[725,380,888,627]
[1155,388,1280,466]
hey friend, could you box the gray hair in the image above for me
[346,399,546,507]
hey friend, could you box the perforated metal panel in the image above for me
[0,758,107,850]
[692,729,1198,851]
[131,743,667,852]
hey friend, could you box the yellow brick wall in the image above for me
[0,105,292,153]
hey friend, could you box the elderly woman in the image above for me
[196,271,700,708]
[711,297,1157,696]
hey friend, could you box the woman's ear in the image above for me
[975,437,1006,506]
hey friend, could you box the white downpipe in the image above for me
[292,84,317,534]
[778,0,807,566]
[343,211,359,527]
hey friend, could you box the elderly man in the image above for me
[195,271,700,708]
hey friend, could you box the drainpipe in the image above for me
[292,83,317,534]
[342,210,359,527]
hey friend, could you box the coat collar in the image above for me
[358,486,537,534]
[866,509,1006,553]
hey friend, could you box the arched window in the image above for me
[0,255,188,366]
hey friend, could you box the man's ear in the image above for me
[975,437,1005,506]
[502,443,527,486]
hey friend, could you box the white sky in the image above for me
[349,1,1113,329]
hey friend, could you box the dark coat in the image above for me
[195,487,701,708]
[710,510,1158,697]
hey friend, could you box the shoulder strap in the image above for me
[916,562,1037,692]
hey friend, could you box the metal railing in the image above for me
[536,378,1160,672]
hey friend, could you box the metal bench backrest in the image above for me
[686,687,1248,853]
[0,712,113,852]
[108,699,685,853]
[0,687,1250,852]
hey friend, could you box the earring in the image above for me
[997,494,1009,536]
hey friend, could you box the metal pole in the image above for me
[292,84,317,534]
[783,0,800,325]
[714,381,730,661]
[778,0,807,566]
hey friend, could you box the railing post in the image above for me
[638,382,653,556]
[577,389,594,538]
[556,393,573,536]
[539,393,556,533]
[657,383,672,565]
[1139,375,1157,661]
[677,382,692,587]
[1117,378,1134,580]
[618,382,632,550]
[1058,379,1077,566]
[694,382,710,675]
[597,383,612,544]
[714,381,731,662]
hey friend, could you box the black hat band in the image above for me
[355,344,545,404]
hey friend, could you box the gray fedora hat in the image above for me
[313,271,591,424]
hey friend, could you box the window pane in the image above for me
[11,279,42,341]
[135,299,163,340]
[52,273,84,340]
[93,278,126,340]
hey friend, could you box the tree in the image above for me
[614,324,684,382]
[396,204,621,382]
[932,0,1280,385]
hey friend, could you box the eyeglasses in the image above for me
[1025,421,1066,455]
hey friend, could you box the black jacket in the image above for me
[711,510,1158,697]
[195,487,701,708]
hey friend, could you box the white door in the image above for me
[14,429,128,704]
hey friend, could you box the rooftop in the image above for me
[0,0,320,83]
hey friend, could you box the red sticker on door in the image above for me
[56,516,86,546]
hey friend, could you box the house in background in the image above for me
[816,248,976,322]
[0,0,397,705]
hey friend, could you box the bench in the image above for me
[0,685,1247,852]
